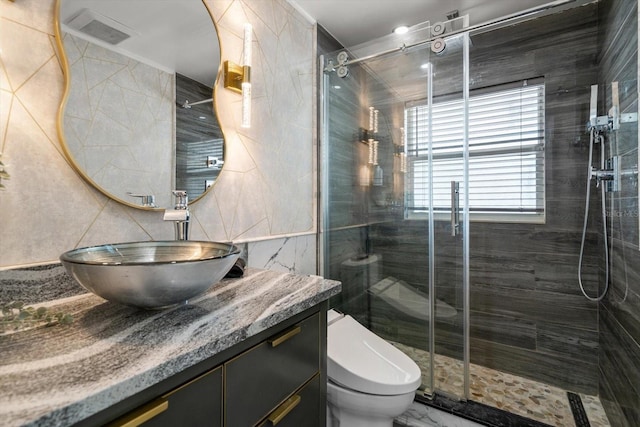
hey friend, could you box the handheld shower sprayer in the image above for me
[578,84,611,302]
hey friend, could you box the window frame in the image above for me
[404,78,546,224]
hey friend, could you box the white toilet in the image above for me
[326,309,422,427]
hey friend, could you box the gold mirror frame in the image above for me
[54,0,225,210]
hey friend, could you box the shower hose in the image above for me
[578,127,610,301]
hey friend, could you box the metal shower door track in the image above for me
[323,0,595,74]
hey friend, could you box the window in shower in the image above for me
[405,78,545,222]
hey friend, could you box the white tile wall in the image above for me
[0,0,317,272]
[248,234,316,274]
[396,402,484,427]
[62,34,174,208]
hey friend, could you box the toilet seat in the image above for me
[327,311,421,396]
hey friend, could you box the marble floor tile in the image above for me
[395,401,484,427]
[392,342,611,427]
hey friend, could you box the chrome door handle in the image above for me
[451,181,460,236]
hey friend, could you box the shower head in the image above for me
[180,98,213,109]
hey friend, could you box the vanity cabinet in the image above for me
[225,312,320,426]
[96,306,326,427]
[111,367,223,427]
[256,374,321,427]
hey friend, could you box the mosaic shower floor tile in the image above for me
[391,342,610,427]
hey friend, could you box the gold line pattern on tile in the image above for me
[391,342,611,427]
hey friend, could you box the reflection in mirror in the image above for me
[57,0,223,209]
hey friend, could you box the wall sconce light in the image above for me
[368,139,379,165]
[399,127,407,173]
[399,152,407,173]
[368,107,379,134]
[366,106,379,165]
[393,128,407,173]
[224,23,252,128]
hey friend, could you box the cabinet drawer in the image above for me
[110,366,222,427]
[257,374,320,427]
[225,312,320,426]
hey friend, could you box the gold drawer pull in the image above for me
[267,395,301,425]
[268,325,301,347]
[109,398,169,427]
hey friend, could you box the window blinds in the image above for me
[406,79,545,219]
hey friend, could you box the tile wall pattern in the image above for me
[457,5,601,395]
[175,73,223,202]
[62,34,174,208]
[0,0,315,269]
[597,0,640,425]
[247,234,316,274]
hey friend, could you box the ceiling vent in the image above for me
[65,8,137,45]
[446,10,460,20]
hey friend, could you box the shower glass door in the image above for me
[406,31,470,400]
[320,21,470,401]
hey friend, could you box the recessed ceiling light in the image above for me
[420,63,430,69]
[393,25,409,35]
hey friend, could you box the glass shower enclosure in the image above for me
[320,1,637,425]
[320,17,472,400]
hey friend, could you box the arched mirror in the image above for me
[56,0,223,209]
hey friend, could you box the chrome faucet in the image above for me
[127,192,157,208]
[163,190,190,240]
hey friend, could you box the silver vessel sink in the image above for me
[60,241,241,309]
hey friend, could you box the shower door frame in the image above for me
[462,31,471,402]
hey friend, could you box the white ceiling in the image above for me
[292,0,556,47]
[58,0,558,89]
[59,0,219,87]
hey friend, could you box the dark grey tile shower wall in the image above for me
[320,1,640,421]
[317,26,374,311]
[376,6,601,394]
[597,0,640,425]
[175,73,223,199]
[318,26,404,314]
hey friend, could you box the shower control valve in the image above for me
[591,166,616,190]
[587,115,612,133]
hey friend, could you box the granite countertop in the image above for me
[0,267,341,427]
